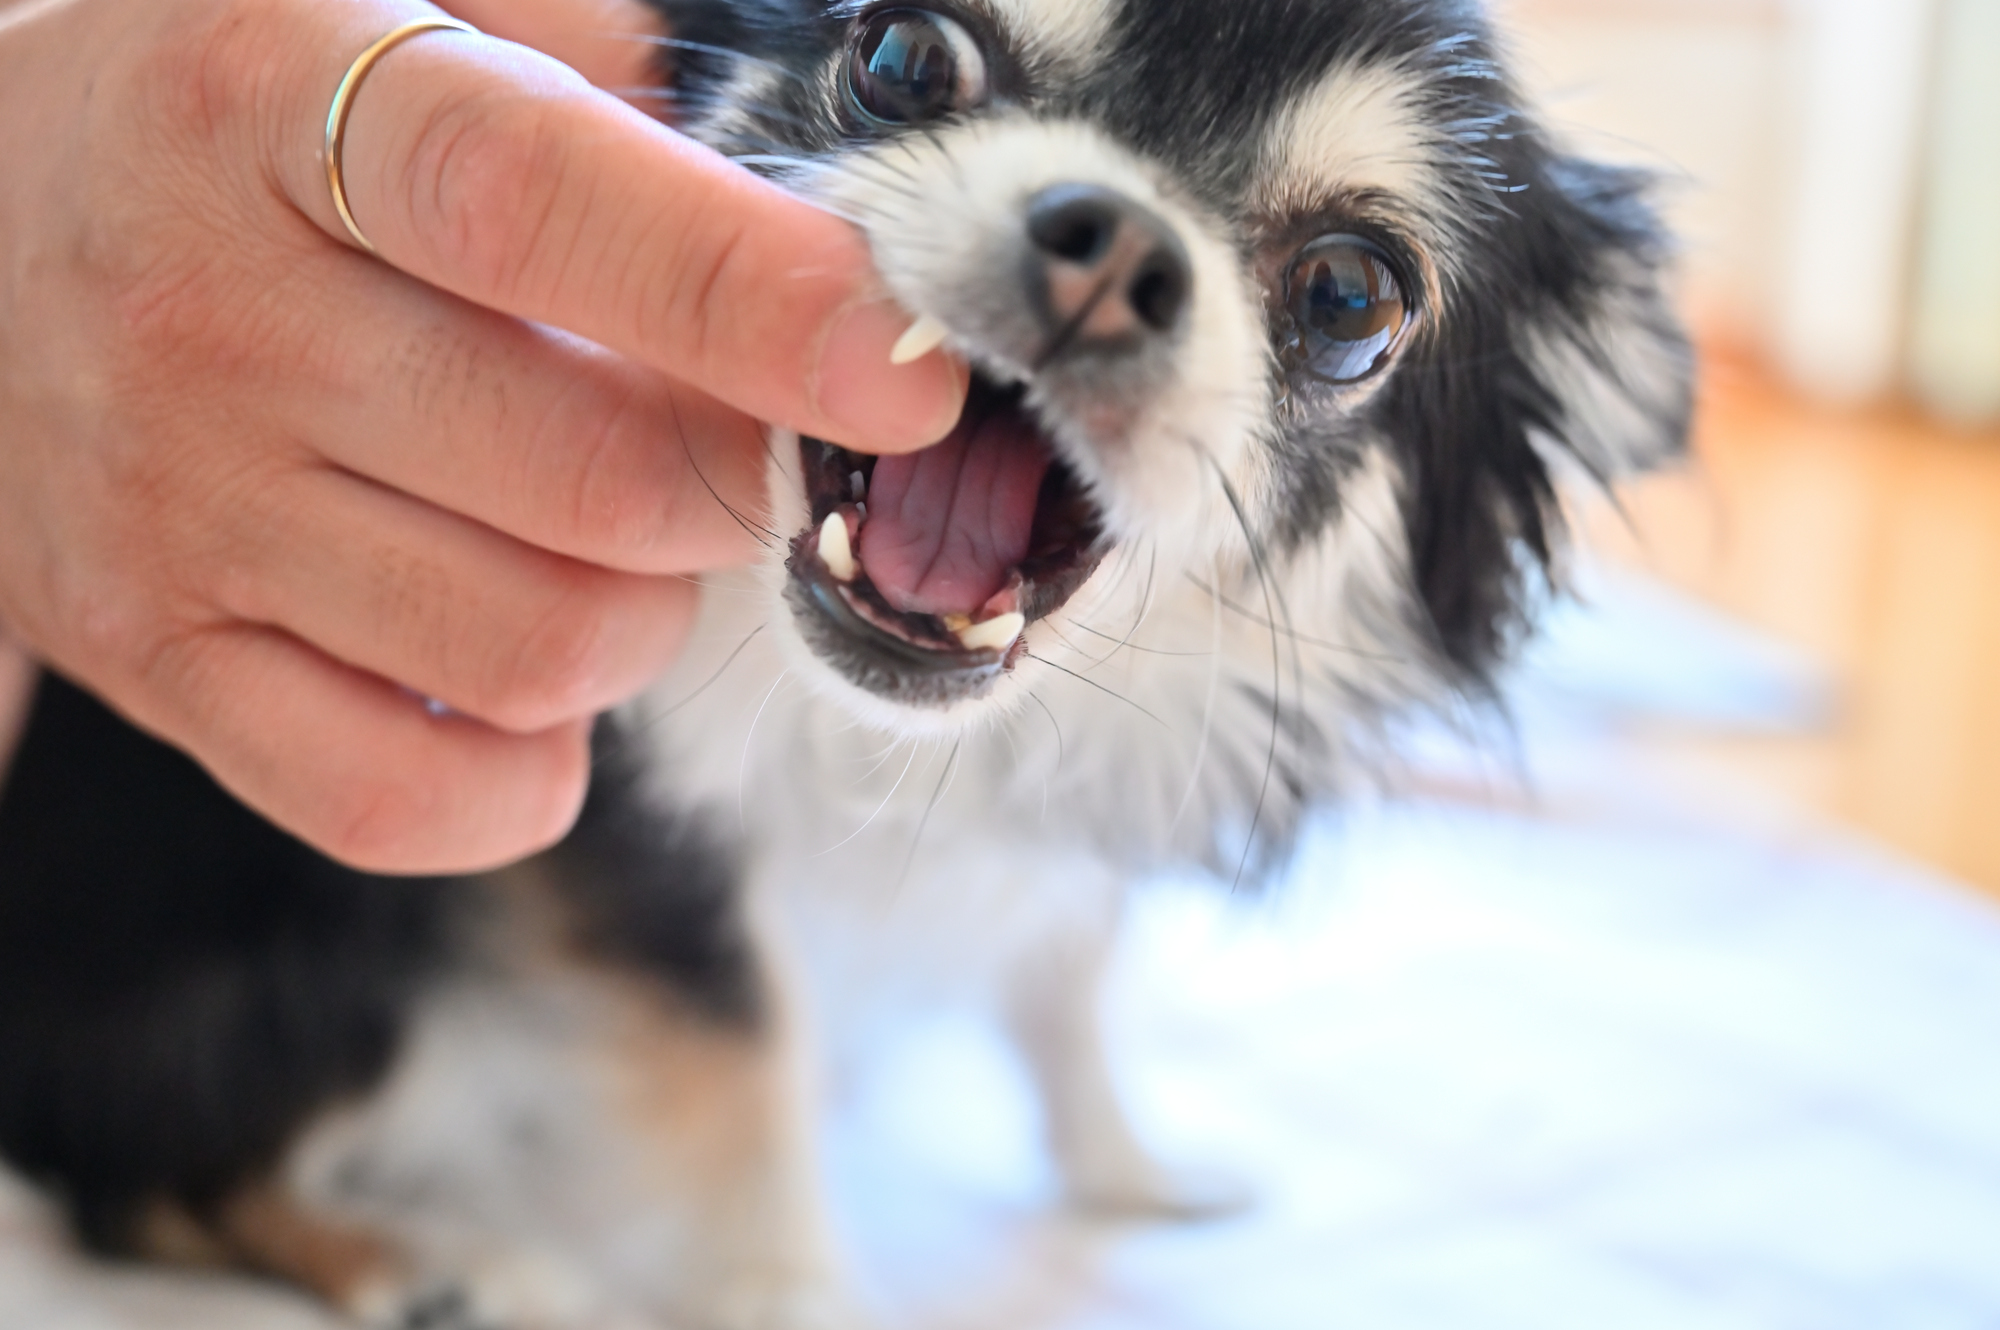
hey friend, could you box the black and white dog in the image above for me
[0,1,1690,1326]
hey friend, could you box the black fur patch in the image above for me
[0,673,453,1252]
[544,719,764,1028]
[1377,156,1690,677]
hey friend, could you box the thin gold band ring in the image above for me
[324,16,478,255]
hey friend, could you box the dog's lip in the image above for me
[788,529,1024,677]
[785,373,1109,686]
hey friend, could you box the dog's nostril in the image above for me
[1128,255,1187,332]
[1027,194,1119,265]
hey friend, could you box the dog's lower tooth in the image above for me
[818,512,856,581]
[889,313,951,365]
[957,612,1025,653]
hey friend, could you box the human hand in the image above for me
[0,0,963,873]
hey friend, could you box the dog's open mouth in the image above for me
[785,373,1109,705]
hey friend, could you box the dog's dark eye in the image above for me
[1285,236,1410,384]
[848,9,989,124]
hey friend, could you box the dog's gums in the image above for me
[786,372,1109,705]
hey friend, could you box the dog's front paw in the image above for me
[1065,1157,1256,1222]
[349,1251,620,1330]
[698,1279,877,1330]
[352,1279,505,1330]
[370,1282,501,1330]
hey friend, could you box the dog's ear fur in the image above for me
[1380,148,1693,684]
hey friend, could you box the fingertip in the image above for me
[320,712,592,875]
[141,625,597,876]
[810,297,969,453]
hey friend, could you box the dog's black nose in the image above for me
[1025,184,1191,349]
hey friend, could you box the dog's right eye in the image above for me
[848,9,989,124]
[1284,236,1411,385]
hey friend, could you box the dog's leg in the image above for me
[594,975,862,1330]
[1003,884,1248,1221]
[133,1183,604,1330]
[524,731,868,1330]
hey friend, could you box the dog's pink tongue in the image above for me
[859,413,1052,617]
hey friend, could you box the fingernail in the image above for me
[815,299,965,449]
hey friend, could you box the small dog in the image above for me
[0,2,1690,1326]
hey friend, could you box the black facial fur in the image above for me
[654,0,1692,687]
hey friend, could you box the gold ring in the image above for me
[324,16,478,254]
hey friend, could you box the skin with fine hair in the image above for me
[0,0,967,873]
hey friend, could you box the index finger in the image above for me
[272,7,963,454]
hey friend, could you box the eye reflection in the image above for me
[1286,236,1410,384]
[848,9,989,124]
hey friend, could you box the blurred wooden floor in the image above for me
[1587,345,2000,898]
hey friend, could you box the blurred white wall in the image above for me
[1909,0,2000,423]
[1501,0,1999,423]
[1498,0,1794,345]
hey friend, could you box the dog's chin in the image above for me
[782,371,1111,711]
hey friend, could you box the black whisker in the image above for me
[1185,575,1402,664]
[1194,452,1288,891]
[603,624,768,761]
[1066,621,1213,658]
[1025,653,1172,732]
[1032,272,1120,372]
[1079,542,1158,671]
[667,395,781,547]
[896,740,961,893]
[1025,689,1065,776]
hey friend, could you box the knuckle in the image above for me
[558,384,679,561]
[141,0,264,144]
[483,579,614,729]
[70,590,169,685]
[108,246,329,407]
[133,0,303,207]
[401,89,576,305]
[636,209,749,376]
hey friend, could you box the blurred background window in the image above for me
[1505,0,2000,898]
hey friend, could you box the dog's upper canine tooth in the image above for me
[818,512,856,581]
[850,470,867,501]
[956,611,1025,653]
[889,314,951,365]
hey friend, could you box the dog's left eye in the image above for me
[848,9,989,124]
[1284,236,1411,384]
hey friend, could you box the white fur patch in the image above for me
[1254,56,1478,293]
[1258,59,1449,211]
[983,0,1118,70]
